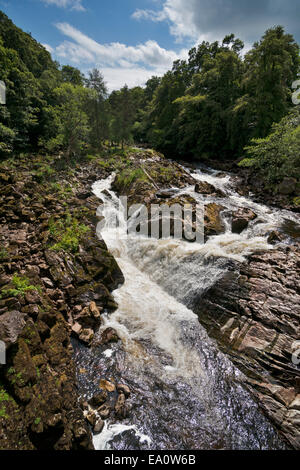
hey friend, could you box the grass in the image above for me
[115,168,148,188]
[0,275,41,299]
[34,163,55,183]
[0,246,8,260]
[0,387,11,419]
[49,182,73,199]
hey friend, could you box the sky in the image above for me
[0,0,299,91]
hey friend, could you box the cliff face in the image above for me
[195,247,300,449]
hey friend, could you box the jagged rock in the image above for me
[79,328,94,345]
[71,322,82,336]
[100,327,119,345]
[73,301,102,330]
[195,245,300,449]
[0,311,27,348]
[117,384,131,397]
[98,404,111,420]
[86,411,97,427]
[115,393,126,419]
[156,189,178,199]
[94,419,104,434]
[267,230,285,244]
[204,203,225,238]
[24,290,41,304]
[195,181,225,198]
[232,208,257,234]
[99,379,115,392]
[89,391,108,407]
[89,301,102,320]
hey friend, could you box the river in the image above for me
[73,163,299,450]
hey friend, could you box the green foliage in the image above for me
[0,8,299,188]
[49,214,90,253]
[49,182,73,199]
[86,69,109,150]
[34,163,55,182]
[0,275,41,299]
[115,168,147,188]
[43,83,93,157]
[136,28,299,161]
[109,85,137,147]
[239,107,300,186]
[0,388,10,402]
[0,246,8,260]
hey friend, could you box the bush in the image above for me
[0,275,41,299]
[239,107,300,186]
[49,214,90,253]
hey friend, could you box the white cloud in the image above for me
[55,23,184,68]
[101,67,158,92]
[42,43,54,53]
[40,0,85,11]
[132,0,300,45]
[131,8,167,22]
[52,22,188,90]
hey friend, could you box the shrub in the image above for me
[0,275,41,299]
[239,108,300,186]
[49,214,90,253]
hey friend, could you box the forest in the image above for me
[0,10,299,191]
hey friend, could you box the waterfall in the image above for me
[81,164,298,450]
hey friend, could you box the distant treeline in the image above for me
[0,10,299,169]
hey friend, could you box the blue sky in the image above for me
[0,0,299,90]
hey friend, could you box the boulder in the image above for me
[267,231,285,244]
[97,404,111,420]
[73,301,102,330]
[86,411,97,427]
[195,245,300,449]
[232,208,257,234]
[94,419,104,434]
[79,328,94,345]
[115,393,126,419]
[89,391,108,408]
[195,181,225,198]
[0,310,27,348]
[117,384,131,397]
[155,189,178,199]
[204,203,225,238]
[99,379,115,393]
[100,327,119,345]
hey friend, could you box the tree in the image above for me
[86,69,109,150]
[61,65,85,86]
[109,85,135,148]
[45,83,93,158]
[239,107,300,187]
[232,26,299,146]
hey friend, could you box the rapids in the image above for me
[73,163,299,450]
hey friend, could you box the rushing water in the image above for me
[73,163,299,450]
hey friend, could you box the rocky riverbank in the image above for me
[195,158,300,213]
[0,149,197,450]
[1,149,299,450]
[0,154,125,449]
[109,152,300,449]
